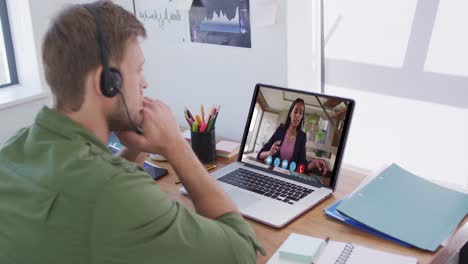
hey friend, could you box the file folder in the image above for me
[336,164,468,251]
[324,199,412,247]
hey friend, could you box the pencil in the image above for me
[206,164,217,171]
[201,104,205,123]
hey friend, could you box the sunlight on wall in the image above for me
[326,84,468,188]
[425,1,468,77]
[324,0,417,68]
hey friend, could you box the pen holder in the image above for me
[191,128,216,165]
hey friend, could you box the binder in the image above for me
[336,163,468,251]
[324,199,412,247]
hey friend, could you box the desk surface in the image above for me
[150,157,467,264]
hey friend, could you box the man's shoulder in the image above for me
[0,128,146,200]
[62,141,146,188]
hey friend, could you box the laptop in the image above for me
[181,83,355,228]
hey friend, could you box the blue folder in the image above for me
[336,164,468,251]
[324,199,413,247]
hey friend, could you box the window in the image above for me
[0,0,18,88]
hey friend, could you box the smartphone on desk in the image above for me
[108,134,168,181]
[143,161,168,180]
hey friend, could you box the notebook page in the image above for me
[315,241,417,264]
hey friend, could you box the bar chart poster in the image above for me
[133,0,192,44]
[189,0,251,48]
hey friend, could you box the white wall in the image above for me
[324,0,468,187]
[138,1,289,141]
[286,0,321,92]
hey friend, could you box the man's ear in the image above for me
[88,65,104,97]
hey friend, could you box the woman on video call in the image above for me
[257,98,328,176]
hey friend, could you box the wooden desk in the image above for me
[149,157,468,264]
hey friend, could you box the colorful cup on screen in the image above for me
[273,157,281,167]
[289,161,297,172]
[298,164,305,174]
[265,155,273,165]
[281,160,289,169]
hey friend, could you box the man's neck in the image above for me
[60,108,110,144]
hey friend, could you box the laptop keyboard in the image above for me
[218,168,314,205]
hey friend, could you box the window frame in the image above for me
[0,0,18,88]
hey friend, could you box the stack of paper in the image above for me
[216,140,240,158]
[335,163,468,251]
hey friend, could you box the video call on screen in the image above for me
[241,86,351,188]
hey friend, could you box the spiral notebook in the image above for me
[267,233,417,264]
[314,241,416,264]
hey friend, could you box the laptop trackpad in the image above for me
[227,189,259,210]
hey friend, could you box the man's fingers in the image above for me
[143,100,157,111]
[117,130,147,148]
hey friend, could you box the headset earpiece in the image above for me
[109,68,123,90]
[101,68,122,97]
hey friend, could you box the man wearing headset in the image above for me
[0,1,263,263]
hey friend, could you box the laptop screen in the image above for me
[238,84,354,190]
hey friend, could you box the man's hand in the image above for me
[116,97,184,157]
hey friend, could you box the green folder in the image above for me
[337,164,468,251]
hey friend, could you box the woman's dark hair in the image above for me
[283,98,305,132]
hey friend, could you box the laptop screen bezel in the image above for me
[237,83,355,191]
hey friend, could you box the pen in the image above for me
[210,106,216,116]
[312,237,329,263]
[185,107,194,120]
[188,117,194,127]
[207,115,215,132]
[192,121,198,132]
[204,115,211,131]
[200,122,207,133]
[210,110,219,131]
[184,113,191,127]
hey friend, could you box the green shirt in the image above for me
[0,107,264,263]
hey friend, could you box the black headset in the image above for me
[83,3,143,134]
[83,4,121,97]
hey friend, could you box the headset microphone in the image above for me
[118,90,144,135]
[83,3,143,135]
